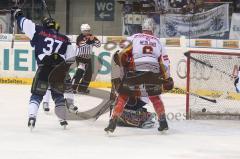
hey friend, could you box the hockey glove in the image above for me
[163,77,174,91]
[11,7,23,19]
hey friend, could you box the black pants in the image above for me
[72,57,92,91]
[119,71,163,96]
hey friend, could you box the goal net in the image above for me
[185,50,240,120]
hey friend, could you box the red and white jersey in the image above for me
[127,33,170,76]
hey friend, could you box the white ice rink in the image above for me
[0,84,240,159]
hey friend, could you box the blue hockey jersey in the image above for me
[16,16,75,65]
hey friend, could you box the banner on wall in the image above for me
[160,4,229,38]
[229,13,240,40]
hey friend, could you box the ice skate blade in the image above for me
[158,128,169,135]
[29,126,34,132]
[105,131,115,137]
[29,120,35,132]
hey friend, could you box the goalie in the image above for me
[106,18,174,133]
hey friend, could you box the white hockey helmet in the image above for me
[142,18,154,32]
[80,24,91,33]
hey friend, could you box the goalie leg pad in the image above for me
[117,108,156,128]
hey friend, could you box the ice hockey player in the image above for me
[11,7,77,129]
[71,24,101,94]
[105,18,174,133]
[110,50,156,128]
[117,97,156,128]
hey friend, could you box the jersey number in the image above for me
[142,46,153,54]
[43,37,63,54]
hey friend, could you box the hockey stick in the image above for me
[174,87,217,103]
[184,52,234,78]
[159,54,217,103]
[10,0,26,50]
[11,0,19,50]
[95,99,115,120]
[40,0,52,18]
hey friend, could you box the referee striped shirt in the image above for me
[76,34,101,59]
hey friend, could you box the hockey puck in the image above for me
[202,108,206,112]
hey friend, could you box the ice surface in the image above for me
[0,84,240,159]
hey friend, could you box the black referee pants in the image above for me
[72,57,92,92]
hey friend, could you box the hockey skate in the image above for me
[65,99,78,113]
[28,117,36,131]
[104,118,117,133]
[43,102,50,112]
[59,120,68,129]
[158,117,169,132]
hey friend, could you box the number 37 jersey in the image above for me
[127,33,170,74]
[17,17,75,65]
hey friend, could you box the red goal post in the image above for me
[185,50,240,120]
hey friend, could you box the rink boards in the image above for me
[1,35,240,96]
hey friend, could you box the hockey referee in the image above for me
[72,24,101,93]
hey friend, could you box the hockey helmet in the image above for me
[142,18,154,32]
[42,17,57,30]
[80,24,91,33]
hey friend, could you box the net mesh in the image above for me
[188,51,240,120]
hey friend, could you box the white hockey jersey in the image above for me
[127,33,170,76]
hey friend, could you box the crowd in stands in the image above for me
[119,0,239,14]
